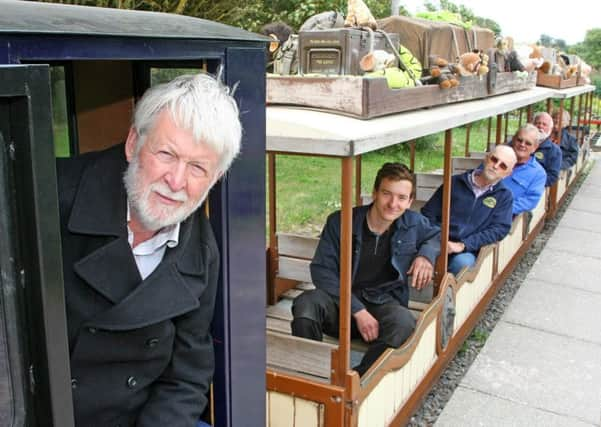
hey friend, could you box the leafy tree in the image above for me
[474,17,501,36]
[575,28,601,70]
[539,34,552,47]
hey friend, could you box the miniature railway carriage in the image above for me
[264,85,595,426]
[0,2,266,426]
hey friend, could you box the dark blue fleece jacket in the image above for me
[421,171,513,253]
[535,138,562,186]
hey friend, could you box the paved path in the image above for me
[436,157,601,427]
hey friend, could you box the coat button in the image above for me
[87,327,97,334]
[146,338,159,348]
[126,376,137,388]
[71,378,78,389]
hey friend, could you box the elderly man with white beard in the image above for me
[56,73,241,427]
[533,111,563,187]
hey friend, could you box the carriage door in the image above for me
[0,65,74,427]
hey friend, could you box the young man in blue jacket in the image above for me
[291,163,440,376]
[533,112,563,186]
[503,124,547,215]
[421,145,516,276]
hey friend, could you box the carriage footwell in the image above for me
[435,156,601,427]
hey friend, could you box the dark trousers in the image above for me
[291,288,416,376]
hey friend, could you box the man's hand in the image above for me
[447,241,465,254]
[407,256,434,290]
[353,309,379,342]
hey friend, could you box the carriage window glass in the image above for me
[150,68,202,86]
[50,66,71,157]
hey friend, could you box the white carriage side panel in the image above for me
[266,392,269,427]
[568,165,577,185]
[497,215,524,272]
[529,191,547,235]
[556,170,568,202]
[268,391,295,427]
[357,321,437,427]
[472,249,494,302]
[294,398,324,427]
[576,149,583,173]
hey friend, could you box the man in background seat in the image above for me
[421,145,516,276]
[503,124,547,215]
[533,112,563,186]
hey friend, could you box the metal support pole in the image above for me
[495,114,503,145]
[435,129,452,291]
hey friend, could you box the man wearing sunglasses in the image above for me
[421,145,516,276]
[503,124,547,215]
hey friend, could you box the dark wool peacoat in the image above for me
[56,144,219,427]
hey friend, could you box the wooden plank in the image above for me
[266,298,293,321]
[267,331,334,380]
[537,71,578,89]
[452,156,482,175]
[278,256,312,283]
[268,73,537,120]
[277,233,319,259]
[415,172,443,201]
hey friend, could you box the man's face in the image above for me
[512,130,538,163]
[124,110,220,232]
[482,149,514,183]
[534,114,553,139]
[371,178,414,224]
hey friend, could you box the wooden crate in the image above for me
[267,72,536,119]
[536,71,578,89]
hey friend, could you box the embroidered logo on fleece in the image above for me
[483,196,497,208]
[535,151,544,160]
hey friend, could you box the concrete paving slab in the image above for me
[529,247,601,294]
[436,386,596,427]
[503,279,601,344]
[558,208,601,233]
[545,227,601,257]
[461,322,601,425]
[569,195,601,214]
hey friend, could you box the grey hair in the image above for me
[518,123,541,142]
[532,111,553,125]
[552,109,571,128]
[132,73,242,174]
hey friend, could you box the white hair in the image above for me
[132,73,242,174]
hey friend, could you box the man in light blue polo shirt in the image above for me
[503,124,547,215]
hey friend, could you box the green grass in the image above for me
[270,114,526,235]
[53,123,71,158]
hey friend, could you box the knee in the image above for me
[448,252,476,275]
[291,289,327,321]
[380,308,416,348]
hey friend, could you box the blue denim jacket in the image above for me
[310,205,440,313]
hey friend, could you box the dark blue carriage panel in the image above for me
[209,46,266,427]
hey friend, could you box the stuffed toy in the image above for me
[453,51,489,77]
[422,55,459,89]
[360,49,396,72]
[259,22,293,70]
[344,0,377,29]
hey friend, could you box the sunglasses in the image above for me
[488,155,509,171]
[514,136,534,147]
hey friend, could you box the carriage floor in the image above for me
[436,155,601,427]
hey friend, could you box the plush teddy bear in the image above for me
[422,54,459,89]
[453,51,489,77]
[344,0,377,29]
[360,49,396,72]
